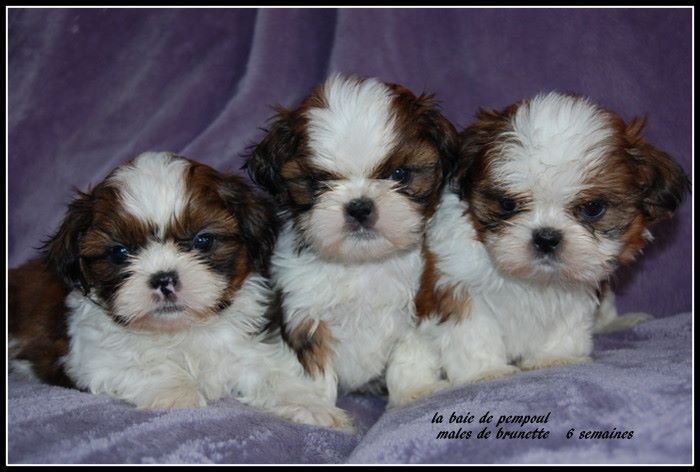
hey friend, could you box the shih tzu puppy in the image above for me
[412,91,689,388]
[9,152,352,430]
[245,74,457,407]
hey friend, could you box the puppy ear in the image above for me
[386,83,459,183]
[42,190,94,292]
[243,107,303,200]
[625,117,690,222]
[218,175,278,276]
[414,93,459,181]
[454,106,513,197]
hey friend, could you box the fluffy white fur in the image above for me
[273,221,431,404]
[416,191,597,387]
[269,76,444,407]
[407,93,656,390]
[63,275,351,429]
[307,75,398,177]
[110,152,190,233]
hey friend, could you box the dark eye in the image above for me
[389,167,412,184]
[499,197,518,215]
[108,245,130,264]
[307,177,322,193]
[192,233,215,251]
[579,200,608,222]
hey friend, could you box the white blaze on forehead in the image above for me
[306,74,399,177]
[493,92,615,202]
[109,152,190,230]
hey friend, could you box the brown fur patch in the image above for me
[383,83,457,217]
[455,103,520,240]
[79,184,156,308]
[8,258,74,387]
[573,112,688,265]
[286,318,335,376]
[415,245,471,323]
[569,183,643,246]
[80,185,155,259]
[469,187,533,239]
[622,116,690,222]
[370,139,442,213]
[43,178,157,324]
[617,215,649,264]
[280,159,344,208]
[244,82,329,210]
[280,159,315,207]
[179,162,252,300]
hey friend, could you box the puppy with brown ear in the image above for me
[412,92,690,390]
[245,74,457,408]
[9,152,352,430]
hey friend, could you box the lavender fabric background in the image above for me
[7,7,692,464]
[8,314,692,464]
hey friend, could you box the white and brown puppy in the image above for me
[245,75,457,407]
[8,152,351,430]
[413,92,690,388]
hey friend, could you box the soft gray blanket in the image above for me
[8,313,691,464]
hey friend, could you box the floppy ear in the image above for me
[243,107,304,201]
[453,106,514,198]
[218,175,278,276]
[385,83,459,184]
[414,93,459,182]
[625,117,690,223]
[42,190,94,292]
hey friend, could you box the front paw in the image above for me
[449,365,520,386]
[388,379,451,409]
[138,386,207,409]
[518,356,591,371]
[278,402,355,433]
[596,312,653,334]
[474,365,520,382]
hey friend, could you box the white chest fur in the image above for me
[63,276,272,405]
[272,222,422,393]
[61,273,353,428]
[425,191,596,384]
[61,274,349,422]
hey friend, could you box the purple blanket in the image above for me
[8,313,691,464]
[8,8,692,464]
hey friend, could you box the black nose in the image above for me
[345,198,375,225]
[149,271,179,295]
[532,228,562,254]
